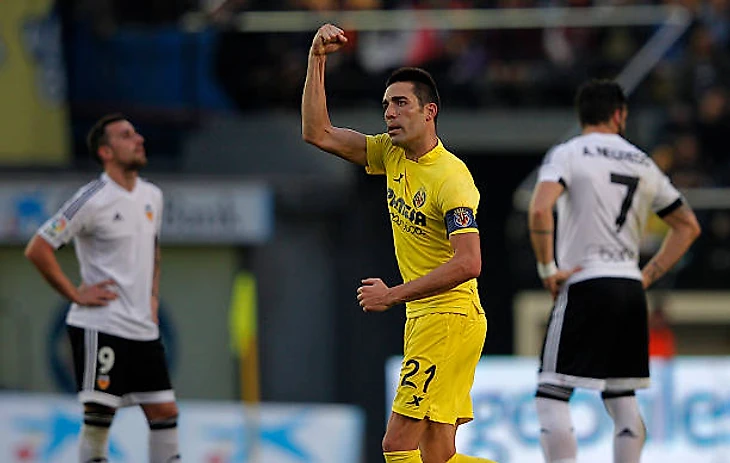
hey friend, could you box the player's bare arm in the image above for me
[642,204,701,289]
[301,23,368,165]
[357,232,481,312]
[529,181,581,298]
[24,234,117,307]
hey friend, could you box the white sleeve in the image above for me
[652,166,683,217]
[37,188,96,249]
[537,144,571,187]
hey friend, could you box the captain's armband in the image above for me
[445,207,478,235]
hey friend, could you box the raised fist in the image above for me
[311,23,348,56]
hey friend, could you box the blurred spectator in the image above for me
[667,132,712,188]
[676,24,730,106]
[698,0,730,47]
[696,87,730,182]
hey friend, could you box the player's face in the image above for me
[102,120,147,170]
[382,82,430,147]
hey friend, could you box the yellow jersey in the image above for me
[366,134,483,318]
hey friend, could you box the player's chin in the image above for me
[127,158,147,171]
[388,133,405,146]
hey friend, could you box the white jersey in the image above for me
[538,133,682,285]
[38,173,163,340]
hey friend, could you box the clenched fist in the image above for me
[311,23,348,56]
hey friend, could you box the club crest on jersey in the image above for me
[45,217,67,237]
[145,204,154,221]
[413,187,426,209]
[97,375,111,390]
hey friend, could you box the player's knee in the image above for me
[83,403,116,428]
[382,429,420,453]
[144,402,179,424]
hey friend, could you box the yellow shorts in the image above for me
[391,304,487,425]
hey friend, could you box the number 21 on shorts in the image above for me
[401,359,437,393]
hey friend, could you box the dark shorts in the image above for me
[68,325,175,408]
[538,277,650,391]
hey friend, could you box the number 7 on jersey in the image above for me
[610,173,640,232]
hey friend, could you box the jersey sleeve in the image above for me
[37,186,96,249]
[537,144,571,188]
[651,167,683,217]
[365,133,388,175]
[438,164,480,236]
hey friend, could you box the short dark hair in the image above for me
[86,113,127,164]
[386,67,441,121]
[575,79,627,126]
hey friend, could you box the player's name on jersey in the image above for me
[582,146,649,165]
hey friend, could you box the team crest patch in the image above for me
[454,208,472,227]
[413,187,427,209]
[445,207,477,234]
[145,204,154,221]
[97,375,111,390]
[44,217,67,237]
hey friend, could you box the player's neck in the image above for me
[104,167,139,192]
[582,124,619,136]
[404,134,438,161]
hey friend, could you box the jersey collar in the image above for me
[101,172,139,196]
[406,138,443,165]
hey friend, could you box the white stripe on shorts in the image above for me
[83,329,98,392]
[542,287,568,374]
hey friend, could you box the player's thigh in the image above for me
[67,326,131,408]
[450,309,487,423]
[606,279,650,387]
[141,401,179,421]
[392,315,448,421]
[541,280,615,376]
[393,311,485,425]
[126,337,175,405]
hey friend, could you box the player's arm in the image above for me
[528,181,579,298]
[24,235,116,306]
[301,23,368,166]
[641,204,701,289]
[358,232,481,312]
[151,236,161,323]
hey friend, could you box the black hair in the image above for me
[386,67,441,122]
[86,113,127,164]
[575,79,627,126]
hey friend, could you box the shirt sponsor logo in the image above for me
[387,188,427,236]
[587,244,636,262]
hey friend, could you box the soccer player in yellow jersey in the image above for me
[302,24,494,463]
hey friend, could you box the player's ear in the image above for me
[98,145,113,162]
[425,102,438,122]
[614,107,625,124]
